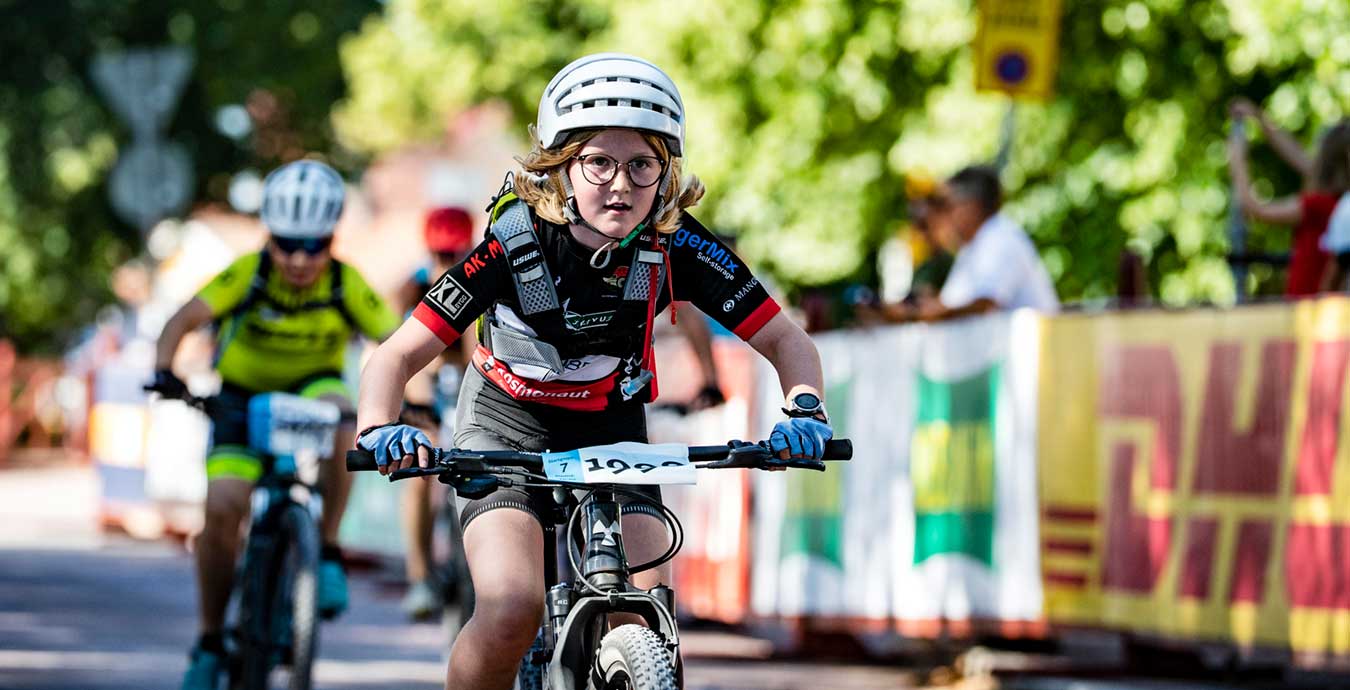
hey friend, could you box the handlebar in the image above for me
[143,384,218,414]
[345,439,852,476]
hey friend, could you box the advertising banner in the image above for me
[649,338,759,624]
[750,314,1045,634]
[1039,298,1350,664]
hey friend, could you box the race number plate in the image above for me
[542,442,695,485]
[247,393,340,458]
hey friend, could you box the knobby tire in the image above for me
[593,625,677,690]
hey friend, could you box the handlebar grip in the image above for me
[823,439,852,461]
[346,449,380,472]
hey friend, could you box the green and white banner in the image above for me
[750,313,1044,627]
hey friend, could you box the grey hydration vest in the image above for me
[481,193,667,380]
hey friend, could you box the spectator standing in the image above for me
[1227,99,1350,296]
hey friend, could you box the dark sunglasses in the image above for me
[272,236,333,255]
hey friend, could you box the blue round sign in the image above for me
[995,50,1031,85]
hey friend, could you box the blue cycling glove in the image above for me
[769,417,833,460]
[356,423,432,469]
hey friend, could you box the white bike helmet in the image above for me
[259,160,346,239]
[536,53,685,157]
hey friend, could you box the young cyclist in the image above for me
[354,53,832,690]
[149,160,400,689]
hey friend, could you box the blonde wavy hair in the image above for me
[513,126,704,235]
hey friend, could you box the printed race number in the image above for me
[542,442,695,485]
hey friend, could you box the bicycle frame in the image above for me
[540,488,681,690]
[247,455,323,533]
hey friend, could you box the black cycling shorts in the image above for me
[206,371,354,482]
[453,365,662,529]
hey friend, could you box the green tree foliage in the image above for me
[335,0,1350,304]
[0,0,378,352]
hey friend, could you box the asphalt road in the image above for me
[2,465,1289,690]
[0,466,920,690]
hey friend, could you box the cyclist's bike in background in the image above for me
[348,436,852,690]
[153,389,339,690]
[398,399,475,641]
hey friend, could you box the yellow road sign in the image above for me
[974,0,1064,101]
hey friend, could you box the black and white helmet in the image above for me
[536,53,685,157]
[259,160,346,239]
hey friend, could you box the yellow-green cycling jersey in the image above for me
[197,251,399,393]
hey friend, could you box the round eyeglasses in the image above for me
[574,154,665,188]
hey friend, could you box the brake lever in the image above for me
[699,442,767,470]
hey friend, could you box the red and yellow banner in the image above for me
[1039,297,1350,664]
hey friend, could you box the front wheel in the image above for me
[593,625,677,690]
[278,503,320,690]
[235,534,279,690]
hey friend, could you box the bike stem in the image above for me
[581,491,628,591]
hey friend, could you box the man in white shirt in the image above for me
[920,165,1059,320]
[858,166,1058,323]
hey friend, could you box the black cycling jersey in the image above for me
[414,208,779,411]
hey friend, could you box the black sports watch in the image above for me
[782,392,828,423]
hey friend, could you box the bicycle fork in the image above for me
[529,492,681,690]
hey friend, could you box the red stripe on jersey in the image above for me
[733,299,782,340]
[413,302,461,345]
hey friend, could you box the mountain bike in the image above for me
[159,389,340,690]
[348,435,852,690]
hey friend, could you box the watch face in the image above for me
[792,393,821,412]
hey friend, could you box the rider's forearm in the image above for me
[771,334,824,401]
[359,319,458,434]
[749,314,824,402]
[357,345,416,430]
[155,298,212,370]
[155,319,188,370]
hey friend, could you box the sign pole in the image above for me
[1228,120,1249,303]
[994,101,1016,173]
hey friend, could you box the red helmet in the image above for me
[423,207,474,253]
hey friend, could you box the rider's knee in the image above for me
[474,588,545,648]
